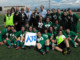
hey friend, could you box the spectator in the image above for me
[25,6,32,25]
[39,5,47,21]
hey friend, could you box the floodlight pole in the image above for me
[49,0,50,9]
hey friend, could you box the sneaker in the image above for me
[62,50,67,55]
[14,45,16,48]
[74,45,77,48]
[8,46,12,48]
[41,51,45,55]
[16,47,19,50]
[46,50,49,54]
[67,49,71,54]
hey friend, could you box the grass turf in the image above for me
[0,14,80,60]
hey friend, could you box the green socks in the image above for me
[14,40,16,45]
[40,49,43,52]
[17,40,20,47]
[46,46,49,51]
[71,40,77,47]
[7,40,11,46]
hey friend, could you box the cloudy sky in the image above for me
[0,0,80,9]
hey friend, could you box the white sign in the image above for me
[24,32,37,46]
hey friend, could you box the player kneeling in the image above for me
[16,26,26,50]
[36,31,50,55]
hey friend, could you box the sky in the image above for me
[0,0,80,9]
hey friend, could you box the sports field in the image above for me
[0,14,80,60]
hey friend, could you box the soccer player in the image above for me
[58,26,66,36]
[49,27,68,55]
[25,22,29,31]
[56,8,63,25]
[42,29,50,52]
[55,30,71,54]
[46,9,51,20]
[43,17,52,29]
[16,26,26,50]
[27,26,33,32]
[32,27,38,33]
[37,16,44,33]
[53,20,60,32]
[0,26,12,48]
[68,9,80,33]
[51,8,57,23]
[10,26,17,47]
[61,10,68,30]
[65,29,80,47]
[36,31,50,55]
[11,7,15,15]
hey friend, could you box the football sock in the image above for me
[40,49,43,52]
[14,39,16,45]
[46,46,49,51]
[17,40,20,47]
[71,40,77,47]
[7,40,11,46]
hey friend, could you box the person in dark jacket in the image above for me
[31,8,39,27]
[14,7,21,31]
[19,8,28,27]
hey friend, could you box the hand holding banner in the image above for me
[24,32,37,46]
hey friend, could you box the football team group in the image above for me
[0,5,80,55]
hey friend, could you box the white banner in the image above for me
[24,32,37,46]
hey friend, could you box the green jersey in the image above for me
[68,13,79,24]
[53,24,60,31]
[42,33,50,40]
[9,31,17,39]
[1,28,11,39]
[32,30,38,33]
[43,22,52,29]
[49,31,57,40]
[65,31,77,38]
[56,12,63,21]
[27,30,33,32]
[37,36,45,43]
[51,13,57,23]
[16,31,26,37]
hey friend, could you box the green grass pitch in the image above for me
[0,14,80,60]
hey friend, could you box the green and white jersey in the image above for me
[43,22,52,29]
[56,12,63,21]
[65,31,77,38]
[51,13,57,23]
[68,13,79,24]
[9,31,17,39]
[49,31,57,40]
[53,24,60,31]
[1,28,11,38]
[37,36,45,43]
[16,31,26,37]
[42,33,50,40]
